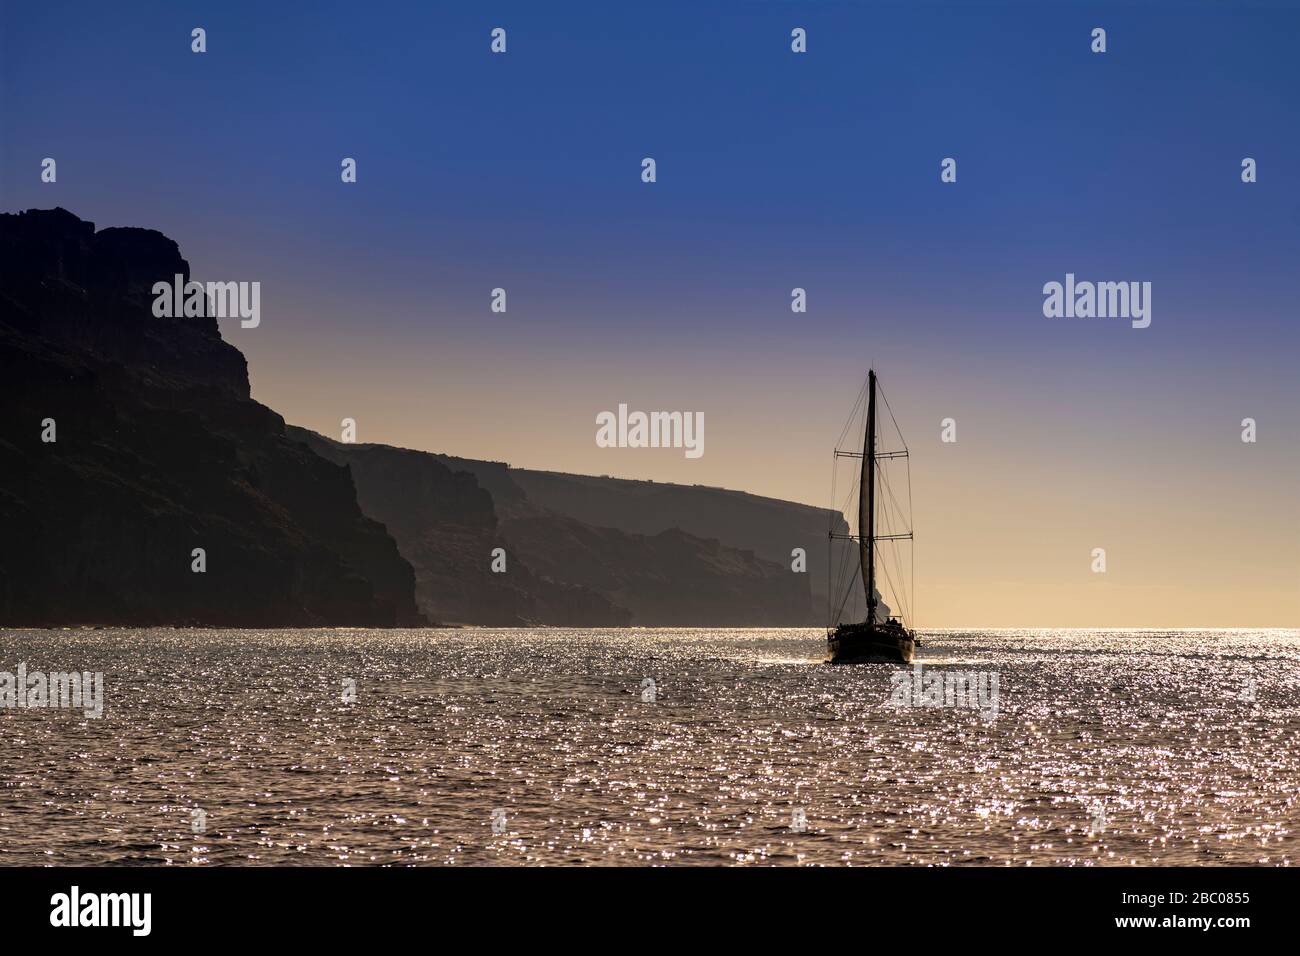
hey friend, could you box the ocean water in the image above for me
[0,627,1296,866]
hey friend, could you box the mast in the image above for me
[860,369,876,624]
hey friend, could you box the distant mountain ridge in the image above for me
[430,453,843,623]
[294,431,832,626]
[502,465,843,618]
[289,429,630,626]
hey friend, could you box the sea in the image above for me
[0,627,1296,866]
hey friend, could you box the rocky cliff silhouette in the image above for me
[460,462,843,621]
[293,431,830,626]
[289,431,630,626]
[0,209,423,625]
[1,207,842,628]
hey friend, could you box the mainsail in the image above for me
[859,369,877,623]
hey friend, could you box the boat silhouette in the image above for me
[827,369,917,664]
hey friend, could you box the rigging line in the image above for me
[829,472,860,624]
[833,453,856,522]
[874,515,907,621]
[831,500,858,608]
[837,499,864,600]
[886,554,908,623]
[833,398,866,525]
[891,537,911,623]
[839,452,864,521]
[837,472,858,517]
[885,496,912,623]
[877,559,894,615]
[907,448,916,628]
[882,480,908,541]
[875,459,913,624]
[832,531,861,624]
[827,453,834,628]
[877,379,908,453]
[877,461,911,536]
[833,377,869,453]
[878,463,909,530]
[873,463,907,623]
[887,541,910,624]
[836,469,858,530]
[879,460,909,530]
[831,532,856,623]
[877,543,906,622]
[835,567,858,623]
[876,462,895,523]
[833,551,860,626]
[830,454,859,625]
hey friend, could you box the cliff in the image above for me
[499,466,842,618]
[292,430,629,626]
[295,432,823,626]
[432,455,843,621]
[0,208,423,626]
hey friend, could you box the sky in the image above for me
[3,1,1298,626]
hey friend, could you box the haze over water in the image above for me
[1,627,1295,866]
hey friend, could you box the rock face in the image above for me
[293,430,629,626]
[295,432,824,626]
[0,208,423,626]
[494,467,844,619]
[433,454,844,623]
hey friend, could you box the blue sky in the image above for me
[3,1,1298,624]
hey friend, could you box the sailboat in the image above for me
[827,369,917,664]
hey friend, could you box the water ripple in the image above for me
[0,627,1296,865]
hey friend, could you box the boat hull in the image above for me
[828,621,915,664]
